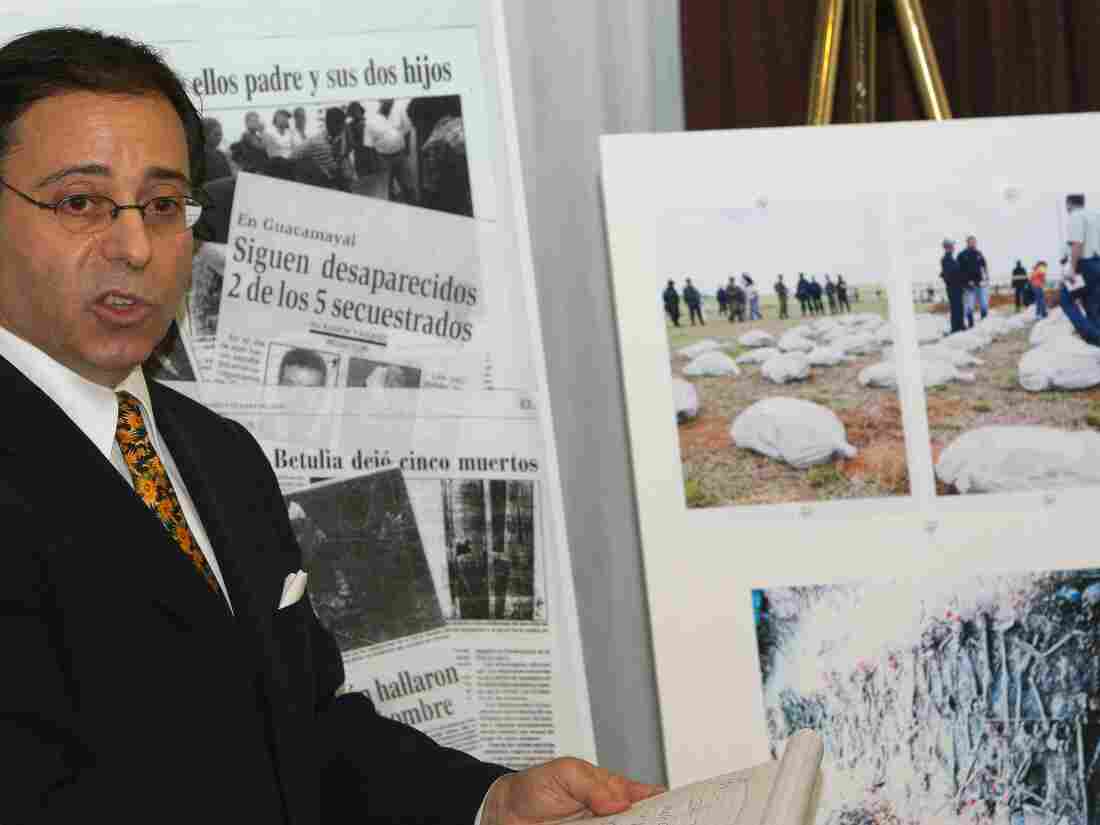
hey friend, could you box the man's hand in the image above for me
[482,758,664,825]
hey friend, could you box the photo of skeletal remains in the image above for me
[754,568,1100,825]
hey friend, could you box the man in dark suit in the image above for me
[940,239,966,334]
[0,27,659,824]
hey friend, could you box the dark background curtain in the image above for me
[681,0,1099,129]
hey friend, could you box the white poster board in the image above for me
[602,113,1100,825]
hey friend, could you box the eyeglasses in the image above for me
[0,177,207,236]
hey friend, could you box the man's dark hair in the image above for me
[1067,194,1086,208]
[0,27,205,185]
[278,348,328,383]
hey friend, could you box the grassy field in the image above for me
[670,293,909,508]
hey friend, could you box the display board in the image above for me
[0,0,596,767]
[602,113,1100,824]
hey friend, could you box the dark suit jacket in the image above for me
[0,355,509,824]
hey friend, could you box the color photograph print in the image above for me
[661,198,911,509]
[753,567,1100,825]
[895,189,1100,498]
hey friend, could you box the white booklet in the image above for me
[576,730,823,825]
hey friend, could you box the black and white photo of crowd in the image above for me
[754,567,1100,825]
[286,469,445,652]
[194,94,472,244]
[440,479,541,622]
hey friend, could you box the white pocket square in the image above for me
[278,570,308,610]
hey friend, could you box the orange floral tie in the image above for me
[116,391,223,596]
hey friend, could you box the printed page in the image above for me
[188,381,570,766]
[567,730,822,825]
[214,173,513,392]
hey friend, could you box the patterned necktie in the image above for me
[115,391,223,597]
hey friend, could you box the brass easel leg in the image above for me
[892,0,952,119]
[848,0,877,123]
[807,0,846,125]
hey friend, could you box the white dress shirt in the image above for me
[0,325,233,609]
[1068,208,1100,259]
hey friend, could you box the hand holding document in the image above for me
[565,730,823,825]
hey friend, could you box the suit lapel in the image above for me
[150,382,318,821]
[150,385,282,622]
[0,356,231,634]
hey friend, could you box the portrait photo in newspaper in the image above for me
[285,468,445,651]
[265,342,344,387]
[753,566,1100,825]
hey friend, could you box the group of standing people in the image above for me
[719,275,762,323]
[1009,258,1060,319]
[203,108,311,181]
[200,98,472,217]
[939,197,1100,347]
[663,278,705,327]
[204,102,412,195]
[939,235,992,333]
[663,274,764,327]
[663,272,856,326]
[794,273,851,317]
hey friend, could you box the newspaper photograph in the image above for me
[437,479,540,622]
[285,469,445,649]
[143,318,199,384]
[284,469,478,751]
[196,94,472,218]
[185,241,226,381]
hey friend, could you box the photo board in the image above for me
[602,113,1100,825]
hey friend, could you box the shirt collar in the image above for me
[0,324,154,460]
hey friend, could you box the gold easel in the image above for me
[807,0,952,124]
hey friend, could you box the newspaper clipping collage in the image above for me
[9,8,595,770]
